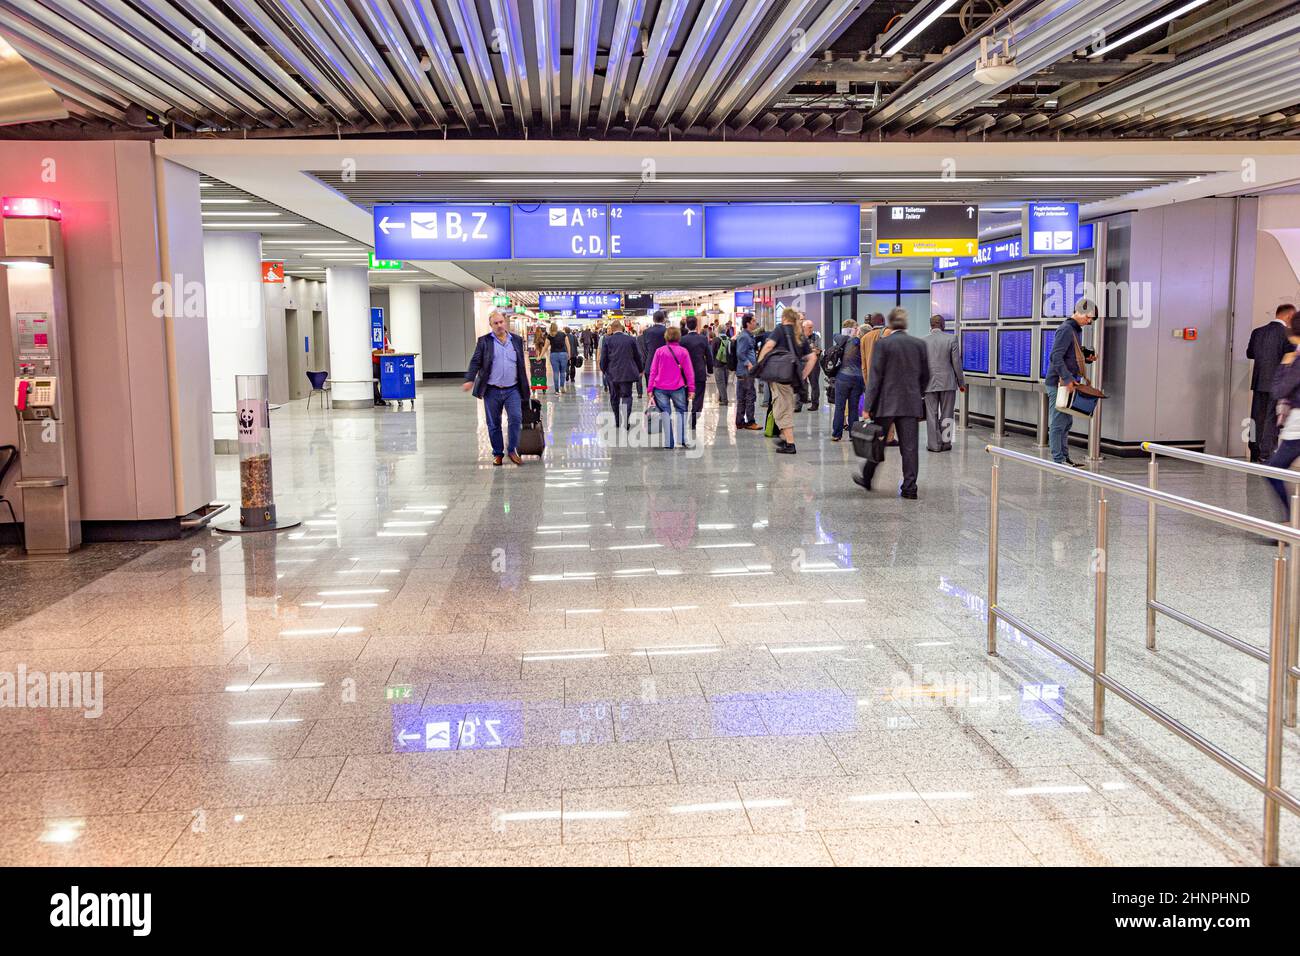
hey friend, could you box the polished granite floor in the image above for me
[2,367,1298,867]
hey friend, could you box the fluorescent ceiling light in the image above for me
[1010,176,1156,182]
[204,222,305,228]
[200,198,250,204]
[263,240,353,245]
[845,176,987,183]
[883,0,961,56]
[1088,0,1210,58]
[203,211,281,217]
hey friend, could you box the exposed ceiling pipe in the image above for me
[651,0,733,127]
[533,0,561,133]
[177,0,360,122]
[300,0,419,128]
[270,0,390,125]
[732,0,868,130]
[91,0,301,125]
[393,0,479,129]
[625,0,693,129]
[596,0,649,131]
[358,0,449,126]
[443,0,506,132]
[570,0,603,132]
[675,0,778,129]
[488,0,534,128]
[0,0,208,119]
[702,0,819,129]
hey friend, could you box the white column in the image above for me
[388,283,424,382]
[203,232,266,442]
[325,265,372,407]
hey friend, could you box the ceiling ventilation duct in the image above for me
[0,34,67,126]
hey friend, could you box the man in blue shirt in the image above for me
[1044,298,1097,468]
[464,310,530,465]
[734,314,759,429]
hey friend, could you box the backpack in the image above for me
[715,337,730,365]
[820,341,845,377]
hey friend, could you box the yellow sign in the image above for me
[875,238,979,258]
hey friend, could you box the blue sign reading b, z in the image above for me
[374,204,511,260]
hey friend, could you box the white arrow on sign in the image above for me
[378,215,406,235]
[683,208,695,225]
[396,730,419,745]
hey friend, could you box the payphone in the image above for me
[4,196,80,553]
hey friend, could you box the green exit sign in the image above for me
[492,294,510,307]
[369,252,402,270]
[384,685,414,701]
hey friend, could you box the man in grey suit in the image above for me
[923,314,965,453]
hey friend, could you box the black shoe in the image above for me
[886,439,899,447]
[794,406,803,413]
[901,490,918,499]
[809,404,819,411]
[853,470,872,490]
[776,443,796,454]
[1064,458,1086,469]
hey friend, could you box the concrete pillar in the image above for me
[325,265,372,407]
[203,231,266,444]
[388,283,424,382]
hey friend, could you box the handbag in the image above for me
[754,325,798,384]
[572,354,583,369]
[1054,336,1105,417]
[764,407,777,437]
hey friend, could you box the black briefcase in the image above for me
[849,419,886,463]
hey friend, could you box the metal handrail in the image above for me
[1142,441,1300,728]
[985,444,1298,865]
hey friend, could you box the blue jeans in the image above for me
[550,352,568,390]
[1046,385,1072,463]
[1266,439,1300,515]
[832,373,864,439]
[653,387,688,448]
[484,386,521,457]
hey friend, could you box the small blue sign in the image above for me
[373,203,511,260]
[609,204,703,258]
[538,293,576,311]
[734,290,754,308]
[370,307,384,348]
[513,204,609,259]
[704,203,860,259]
[1023,202,1080,256]
[817,261,838,290]
[936,223,1095,275]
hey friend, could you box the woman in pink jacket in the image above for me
[648,326,696,449]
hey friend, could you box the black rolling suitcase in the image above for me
[518,424,545,456]
[849,419,886,463]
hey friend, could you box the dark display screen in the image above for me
[998,270,1035,319]
[961,275,991,321]
[997,328,1033,377]
[962,329,990,374]
[1042,263,1086,318]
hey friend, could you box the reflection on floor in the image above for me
[1,369,1297,866]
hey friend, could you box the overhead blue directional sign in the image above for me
[537,293,576,311]
[373,203,510,260]
[704,203,860,259]
[576,292,621,310]
[935,222,1095,275]
[513,204,609,258]
[609,204,703,258]
[1022,202,1080,255]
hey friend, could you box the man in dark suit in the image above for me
[599,319,644,430]
[463,310,530,466]
[679,315,715,430]
[859,308,930,498]
[1248,304,1297,462]
[923,314,965,452]
[639,310,669,400]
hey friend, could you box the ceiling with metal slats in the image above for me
[1,0,1297,140]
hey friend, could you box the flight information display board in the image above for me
[623,293,654,310]
[1042,262,1086,318]
[997,270,1035,319]
[961,329,990,375]
[930,278,956,325]
[512,204,609,258]
[960,275,992,321]
[734,290,754,308]
[1041,327,1059,379]
[997,328,1033,377]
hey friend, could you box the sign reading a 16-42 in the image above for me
[373,203,511,260]
[513,204,608,258]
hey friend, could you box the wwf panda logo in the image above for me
[238,409,255,433]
